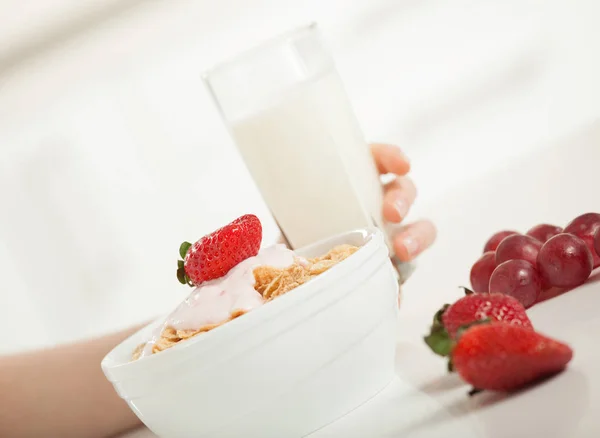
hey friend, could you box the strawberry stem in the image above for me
[468,388,483,397]
[459,286,475,295]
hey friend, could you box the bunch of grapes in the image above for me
[470,213,600,308]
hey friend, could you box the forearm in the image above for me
[0,324,145,438]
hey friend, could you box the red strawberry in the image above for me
[424,289,533,359]
[452,323,573,391]
[442,291,533,338]
[177,214,262,286]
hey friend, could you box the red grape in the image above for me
[526,224,562,243]
[470,251,497,293]
[595,228,600,259]
[483,230,519,253]
[564,213,600,268]
[488,260,542,308]
[537,233,593,288]
[495,234,542,266]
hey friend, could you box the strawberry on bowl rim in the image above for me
[178,213,263,286]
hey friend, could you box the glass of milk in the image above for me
[203,23,413,282]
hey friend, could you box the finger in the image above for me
[370,143,411,176]
[392,220,437,262]
[382,176,417,223]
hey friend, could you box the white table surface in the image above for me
[120,121,600,438]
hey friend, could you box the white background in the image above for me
[1,0,599,353]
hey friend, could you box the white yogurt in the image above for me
[139,244,295,357]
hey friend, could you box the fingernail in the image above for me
[394,198,409,219]
[399,149,411,165]
[402,235,419,257]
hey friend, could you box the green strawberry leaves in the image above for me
[176,260,187,285]
[179,241,192,259]
[424,303,453,357]
[424,299,491,373]
[177,241,194,287]
[433,304,450,327]
[424,327,453,357]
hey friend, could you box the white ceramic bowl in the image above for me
[102,228,399,438]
